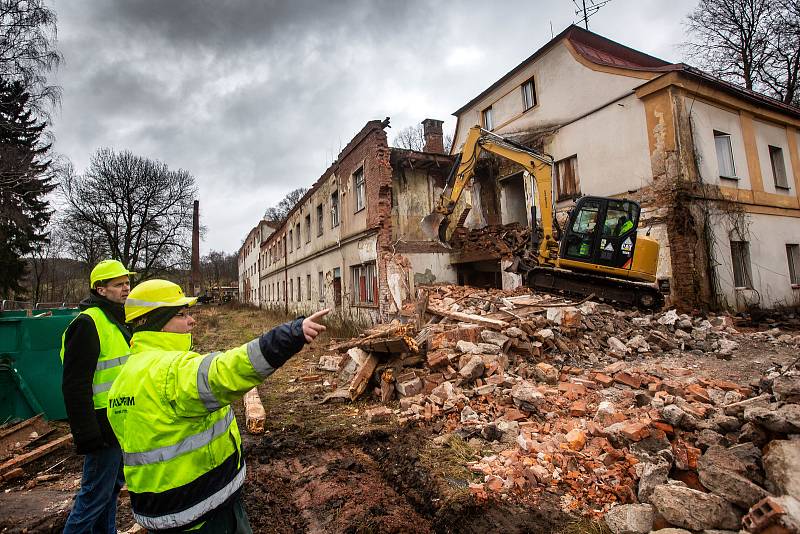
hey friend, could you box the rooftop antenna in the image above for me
[572,0,613,30]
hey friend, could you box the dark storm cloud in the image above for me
[50,0,695,253]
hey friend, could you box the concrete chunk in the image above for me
[603,503,654,534]
[650,484,740,531]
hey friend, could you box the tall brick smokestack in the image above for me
[422,118,444,154]
[190,200,200,296]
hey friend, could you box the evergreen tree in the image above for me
[0,77,54,297]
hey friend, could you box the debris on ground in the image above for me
[313,284,800,532]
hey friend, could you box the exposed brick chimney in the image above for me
[422,118,444,154]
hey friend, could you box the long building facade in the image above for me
[255,118,455,322]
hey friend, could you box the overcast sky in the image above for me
[50,0,697,256]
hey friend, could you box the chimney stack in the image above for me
[190,200,200,296]
[422,118,444,154]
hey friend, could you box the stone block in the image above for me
[764,440,800,500]
[744,403,800,434]
[458,355,485,382]
[650,484,740,531]
[396,377,423,397]
[534,362,559,385]
[603,503,653,534]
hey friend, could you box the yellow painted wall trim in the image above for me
[718,186,800,209]
[786,126,800,196]
[642,89,677,178]
[739,111,765,193]
[636,71,800,129]
[563,40,659,81]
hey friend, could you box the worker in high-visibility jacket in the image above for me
[108,279,329,532]
[61,259,136,534]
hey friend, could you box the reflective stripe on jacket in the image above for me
[60,307,131,410]
[108,330,279,531]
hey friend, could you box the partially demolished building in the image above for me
[249,118,456,322]
[449,25,800,310]
[240,25,800,315]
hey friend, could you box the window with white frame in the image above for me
[353,168,365,212]
[482,106,494,130]
[351,262,377,305]
[787,244,800,285]
[521,78,536,111]
[331,190,339,227]
[769,145,790,189]
[714,131,737,179]
[730,240,753,289]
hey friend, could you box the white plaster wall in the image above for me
[404,252,458,288]
[545,93,653,196]
[711,211,800,309]
[687,99,752,189]
[260,235,380,323]
[454,42,649,149]
[754,119,796,196]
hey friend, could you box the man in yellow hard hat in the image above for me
[108,279,329,532]
[61,259,136,533]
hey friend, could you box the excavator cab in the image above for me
[557,196,658,285]
[562,197,639,267]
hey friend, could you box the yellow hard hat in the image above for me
[90,259,136,288]
[125,279,198,323]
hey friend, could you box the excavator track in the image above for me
[527,266,665,310]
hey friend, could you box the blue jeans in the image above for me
[63,446,125,534]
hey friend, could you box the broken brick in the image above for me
[570,400,587,417]
[619,421,649,442]
[614,372,642,389]
[686,383,712,404]
[565,428,587,451]
[593,373,614,387]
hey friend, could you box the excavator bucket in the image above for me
[421,212,450,247]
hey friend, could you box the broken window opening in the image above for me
[305,214,311,243]
[331,190,340,227]
[351,262,377,306]
[316,203,324,236]
[482,106,494,130]
[555,155,580,201]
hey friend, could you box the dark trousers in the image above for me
[63,446,125,534]
[193,497,252,534]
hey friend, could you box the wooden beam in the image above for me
[0,434,72,477]
[426,305,509,330]
[348,354,379,401]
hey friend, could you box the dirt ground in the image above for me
[1,304,796,534]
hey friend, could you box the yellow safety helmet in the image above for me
[90,259,136,288]
[125,279,198,323]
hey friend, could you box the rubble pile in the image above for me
[316,285,800,532]
[450,223,533,260]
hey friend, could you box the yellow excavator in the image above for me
[421,125,663,309]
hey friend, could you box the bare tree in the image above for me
[392,124,426,151]
[759,0,800,104]
[684,0,773,91]
[683,0,800,105]
[60,149,197,280]
[263,187,308,223]
[0,0,62,112]
[201,250,237,289]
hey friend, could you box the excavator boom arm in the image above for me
[422,125,558,264]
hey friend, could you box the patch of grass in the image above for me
[418,434,479,492]
[558,518,611,534]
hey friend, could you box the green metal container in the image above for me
[0,308,78,423]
